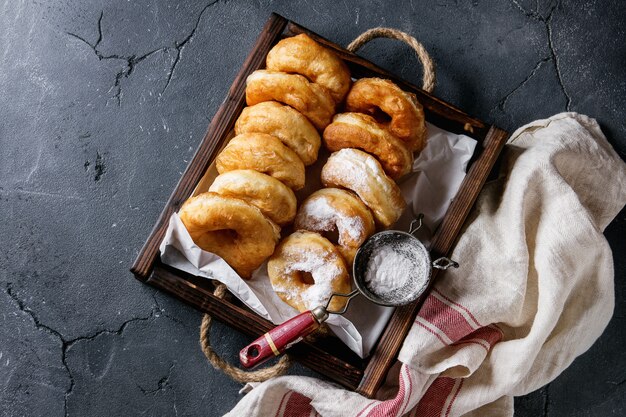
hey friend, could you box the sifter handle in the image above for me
[239,310,322,369]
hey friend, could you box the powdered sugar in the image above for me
[300,197,364,243]
[363,239,429,304]
[323,149,373,190]
[276,250,343,310]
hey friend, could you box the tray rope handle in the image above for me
[200,282,292,383]
[347,27,436,93]
[199,28,436,384]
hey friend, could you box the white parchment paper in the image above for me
[159,122,476,358]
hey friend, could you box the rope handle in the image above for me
[199,283,291,383]
[347,27,436,93]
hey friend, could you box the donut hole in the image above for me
[214,228,239,242]
[320,227,340,245]
[297,271,316,285]
[368,106,392,125]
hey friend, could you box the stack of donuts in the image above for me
[178,33,428,316]
[270,78,428,312]
[178,34,350,279]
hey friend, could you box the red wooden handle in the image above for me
[239,311,320,369]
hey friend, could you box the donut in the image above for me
[345,78,427,152]
[234,101,321,166]
[321,149,406,228]
[215,133,305,190]
[266,33,351,103]
[294,188,375,266]
[268,231,351,312]
[179,192,280,279]
[323,112,413,180]
[209,170,297,226]
[245,70,335,130]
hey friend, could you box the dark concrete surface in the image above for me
[0,0,624,415]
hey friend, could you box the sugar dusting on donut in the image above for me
[323,149,371,189]
[300,197,364,243]
[275,250,343,310]
[321,149,406,227]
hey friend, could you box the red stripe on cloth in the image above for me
[469,325,503,346]
[451,325,503,352]
[410,377,456,417]
[452,339,490,352]
[400,366,414,416]
[444,379,464,417]
[355,401,377,417]
[432,288,482,327]
[282,392,314,417]
[415,320,450,346]
[418,295,475,342]
[417,317,503,355]
[365,364,408,417]
[275,391,291,417]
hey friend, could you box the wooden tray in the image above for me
[131,13,508,398]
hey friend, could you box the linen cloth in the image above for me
[225,113,626,417]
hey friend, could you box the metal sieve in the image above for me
[240,215,459,368]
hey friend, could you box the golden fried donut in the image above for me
[268,231,351,312]
[266,34,351,103]
[294,188,375,266]
[323,112,413,180]
[245,70,335,130]
[179,192,280,279]
[321,149,406,228]
[209,170,297,226]
[234,101,321,165]
[215,133,305,190]
[345,78,427,152]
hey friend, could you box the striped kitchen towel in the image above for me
[225,113,626,417]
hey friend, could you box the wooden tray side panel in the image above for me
[131,13,288,280]
[356,126,508,397]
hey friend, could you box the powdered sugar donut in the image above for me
[294,188,375,266]
[268,231,351,312]
[321,149,406,228]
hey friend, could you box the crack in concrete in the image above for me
[496,56,551,111]
[151,292,186,326]
[5,283,74,417]
[67,13,163,106]
[546,3,572,111]
[66,12,123,62]
[160,0,221,96]
[67,2,221,104]
[510,0,543,20]
[136,363,175,395]
[507,0,572,111]
[4,283,158,417]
